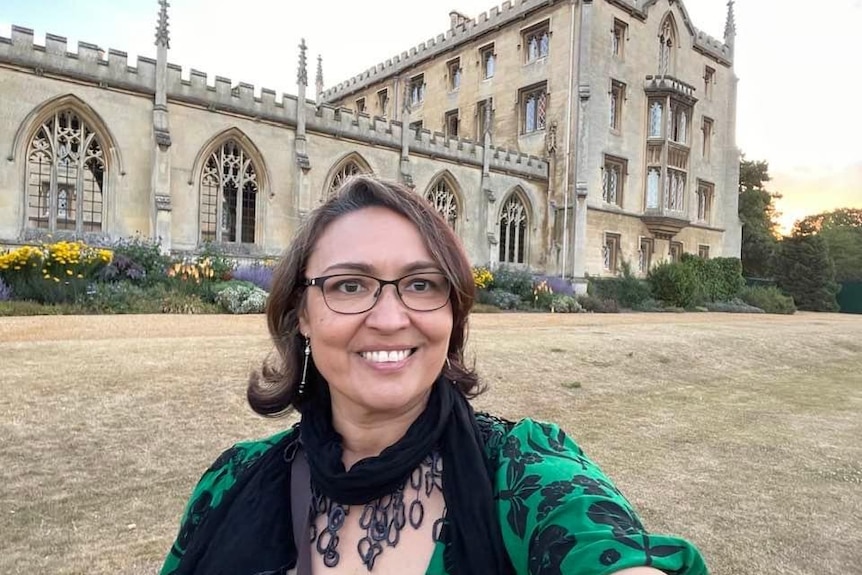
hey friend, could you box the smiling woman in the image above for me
[159,175,708,575]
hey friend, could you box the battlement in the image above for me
[0,25,297,116]
[0,25,546,181]
[692,29,731,65]
[308,102,547,180]
[320,0,558,102]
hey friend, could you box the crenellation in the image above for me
[259,88,277,108]
[214,76,231,98]
[11,26,35,48]
[501,1,512,12]
[44,33,66,55]
[188,69,207,92]
[76,41,103,62]
[234,82,254,104]
[107,49,129,73]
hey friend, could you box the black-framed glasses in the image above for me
[304,272,451,314]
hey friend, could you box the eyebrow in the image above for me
[320,261,442,275]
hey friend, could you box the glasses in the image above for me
[304,272,451,314]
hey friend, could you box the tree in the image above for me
[793,208,862,282]
[774,233,840,312]
[738,159,782,277]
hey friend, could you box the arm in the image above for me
[493,419,708,575]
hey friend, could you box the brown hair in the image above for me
[248,175,481,416]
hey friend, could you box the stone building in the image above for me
[0,0,740,285]
[0,1,546,268]
[324,0,742,281]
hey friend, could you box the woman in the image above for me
[161,175,707,575]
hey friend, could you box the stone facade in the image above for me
[0,8,547,269]
[0,0,740,283]
[325,0,742,282]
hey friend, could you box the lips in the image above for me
[359,349,415,363]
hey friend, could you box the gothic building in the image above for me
[0,0,740,286]
[325,0,741,281]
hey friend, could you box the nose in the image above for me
[365,283,410,330]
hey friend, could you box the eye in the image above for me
[403,274,445,293]
[330,277,371,295]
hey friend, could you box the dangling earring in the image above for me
[299,335,311,396]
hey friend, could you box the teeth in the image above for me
[361,349,412,363]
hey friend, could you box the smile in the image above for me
[359,349,415,363]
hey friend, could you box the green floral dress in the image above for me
[161,416,707,575]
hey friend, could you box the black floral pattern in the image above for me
[528,524,577,575]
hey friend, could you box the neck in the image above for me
[331,391,431,470]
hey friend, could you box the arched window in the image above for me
[659,17,677,76]
[329,162,363,196]
[200,140,259,244]
[425,177,459,228]
[498,193,529,264]
[26,109,105,233]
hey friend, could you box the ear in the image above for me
[298,301,310,338]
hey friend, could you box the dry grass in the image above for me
[1,312,860,575]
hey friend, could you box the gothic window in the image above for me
[698,245,710,259]
[612,19,627,58]
[610,80,625,131]
[26,109,105,233]
[521,83,548,134]
[603,233,621,273]
[377,89,389,117]
[480,44,496,79]
[696,180,714,223]
[665,168,686,212]
[200,140,259,244]
[602,155,626,207]
[648,100,664,138]
[704,66,715,100]
[638,237,654,274]
[659,17,676,76]
[523,21,550,63]
[702,117,714,161]
[669,241,684,263]
[476,98,493,140]
[499,193,528,264]
[425,177,459,228]
[444,110,460,138]
[409,74,425,106]
[355,98,366,114]
[671,105,690,144]
[646,167,661,209]
[447,58,462,91]
[327,159,368,197]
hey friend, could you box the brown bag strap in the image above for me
[290,449,313,575]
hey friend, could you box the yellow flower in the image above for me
[77,274,83,279]
[66,269,74,276]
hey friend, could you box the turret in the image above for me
[724,0,736,58]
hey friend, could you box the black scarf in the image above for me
[302,377,513,575]
[171,377,513,575]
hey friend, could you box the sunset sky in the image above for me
[2,0,860,233]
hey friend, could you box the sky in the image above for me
[2,0,860,233]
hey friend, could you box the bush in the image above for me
[198,242,235,280]
[0,300,83,316]
[161,291,222,314]
[490,266,534,300]
[484,289,521,311]
[577,294,620,313]
[0,241,112,304]
[0,277,12,301]
[231,263,274,291]
[681,255,745,304]
[739,285,796,315]
[549,294,582,313]
[82,282,165,314]
[589,262,652,308]
[110,236,170,285]
[214,283,269,314]
[705,299,765,313]
[472,266,493,290]
[647,261,698,308]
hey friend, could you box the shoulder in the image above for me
[160,426,300,575]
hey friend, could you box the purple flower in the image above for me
[231,264,274,291]
[0,278,12,301]
[532,274,574,296]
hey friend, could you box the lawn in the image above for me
[0,312,860,574]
